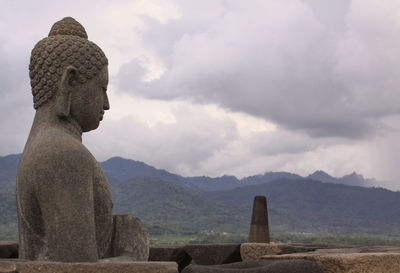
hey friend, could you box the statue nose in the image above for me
[103,93,110,110]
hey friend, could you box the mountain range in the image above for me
[100,156,377,191]
[0,154,397,241]
[0,154,377,191]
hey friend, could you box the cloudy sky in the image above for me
[1,0,400,189]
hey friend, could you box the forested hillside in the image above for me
[1,154,399,244]
[203,179,400,234]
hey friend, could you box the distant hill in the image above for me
[109,176,316,234]
[109,177,249,233]
[203,178,400,234]
[0,154,381,191]
[0,154,20,190]
[100,157,183,183]
[184,172,304,192]
[184,175,241,191]
[240,172,302,187]
[308,170,376,187]
[99,157,198,191]
[0,153,397,241]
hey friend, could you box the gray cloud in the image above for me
[2,0,400,186]
[0,0,123,155]
[248,130,318,156]
[85,106,239,176]
[0,34,34,155]
[116,0,400,140]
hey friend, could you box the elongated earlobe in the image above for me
[56,91,71,118]
[57,66,77,118]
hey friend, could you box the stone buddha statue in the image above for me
[16,17,148,262]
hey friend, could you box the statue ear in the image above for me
[57,66,77,118]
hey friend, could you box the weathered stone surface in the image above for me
[183,244,241,265]
[149,245,191,272]
[0,260,178,273]
[241,243,282,260]
[0,242,18,258]
[249,196,270,243]
[16,17,147,263]
[17,16,112,263]
[287,243,353,249]
[181,259,323,273]
[314,246,400,254]
[108,214,149,261]
[240,243,317,261]
[0,259,19,273]
[261,252,400,273]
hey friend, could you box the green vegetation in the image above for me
[3,155,400,248]
[0,190,17,241]
[0,223,18,241]
[111,178,250,234]
[204,179,400,235]
[148,232,400,246]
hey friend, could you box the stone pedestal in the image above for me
[0,260,177,273]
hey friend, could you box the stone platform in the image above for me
[182,259,323,273]
[244,243,400,273]
[4,243,400,272]
[240,242,399,260]
[261,252,400,273]
[180,243,400,272]
[0,260,178,273]
[241,242,319,260]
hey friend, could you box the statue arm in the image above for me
[35,148,99,262]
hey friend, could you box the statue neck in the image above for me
[30,104,83,142]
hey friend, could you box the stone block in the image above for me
[183,244,241,265]
[0,260,177,273]
[0,242,18,259]
[109,214,149,261]
[261,252,400,273]
[149,245,191,272]
[181,259,323,273]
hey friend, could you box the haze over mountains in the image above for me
[0,154,397,241]
[99,156,378,191]
[0,154,381,191]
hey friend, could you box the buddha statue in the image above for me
[16,17,148,262]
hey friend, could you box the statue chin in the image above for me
[82,121,100,133]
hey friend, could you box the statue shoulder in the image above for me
[20,127,96,177]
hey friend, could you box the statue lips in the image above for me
[99,111,104,121]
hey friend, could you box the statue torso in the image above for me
[17,126,113,261]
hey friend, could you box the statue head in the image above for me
[29,17,109,132]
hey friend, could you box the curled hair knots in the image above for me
[29,18,108,109]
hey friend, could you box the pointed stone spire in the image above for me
[248,195,270,243]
